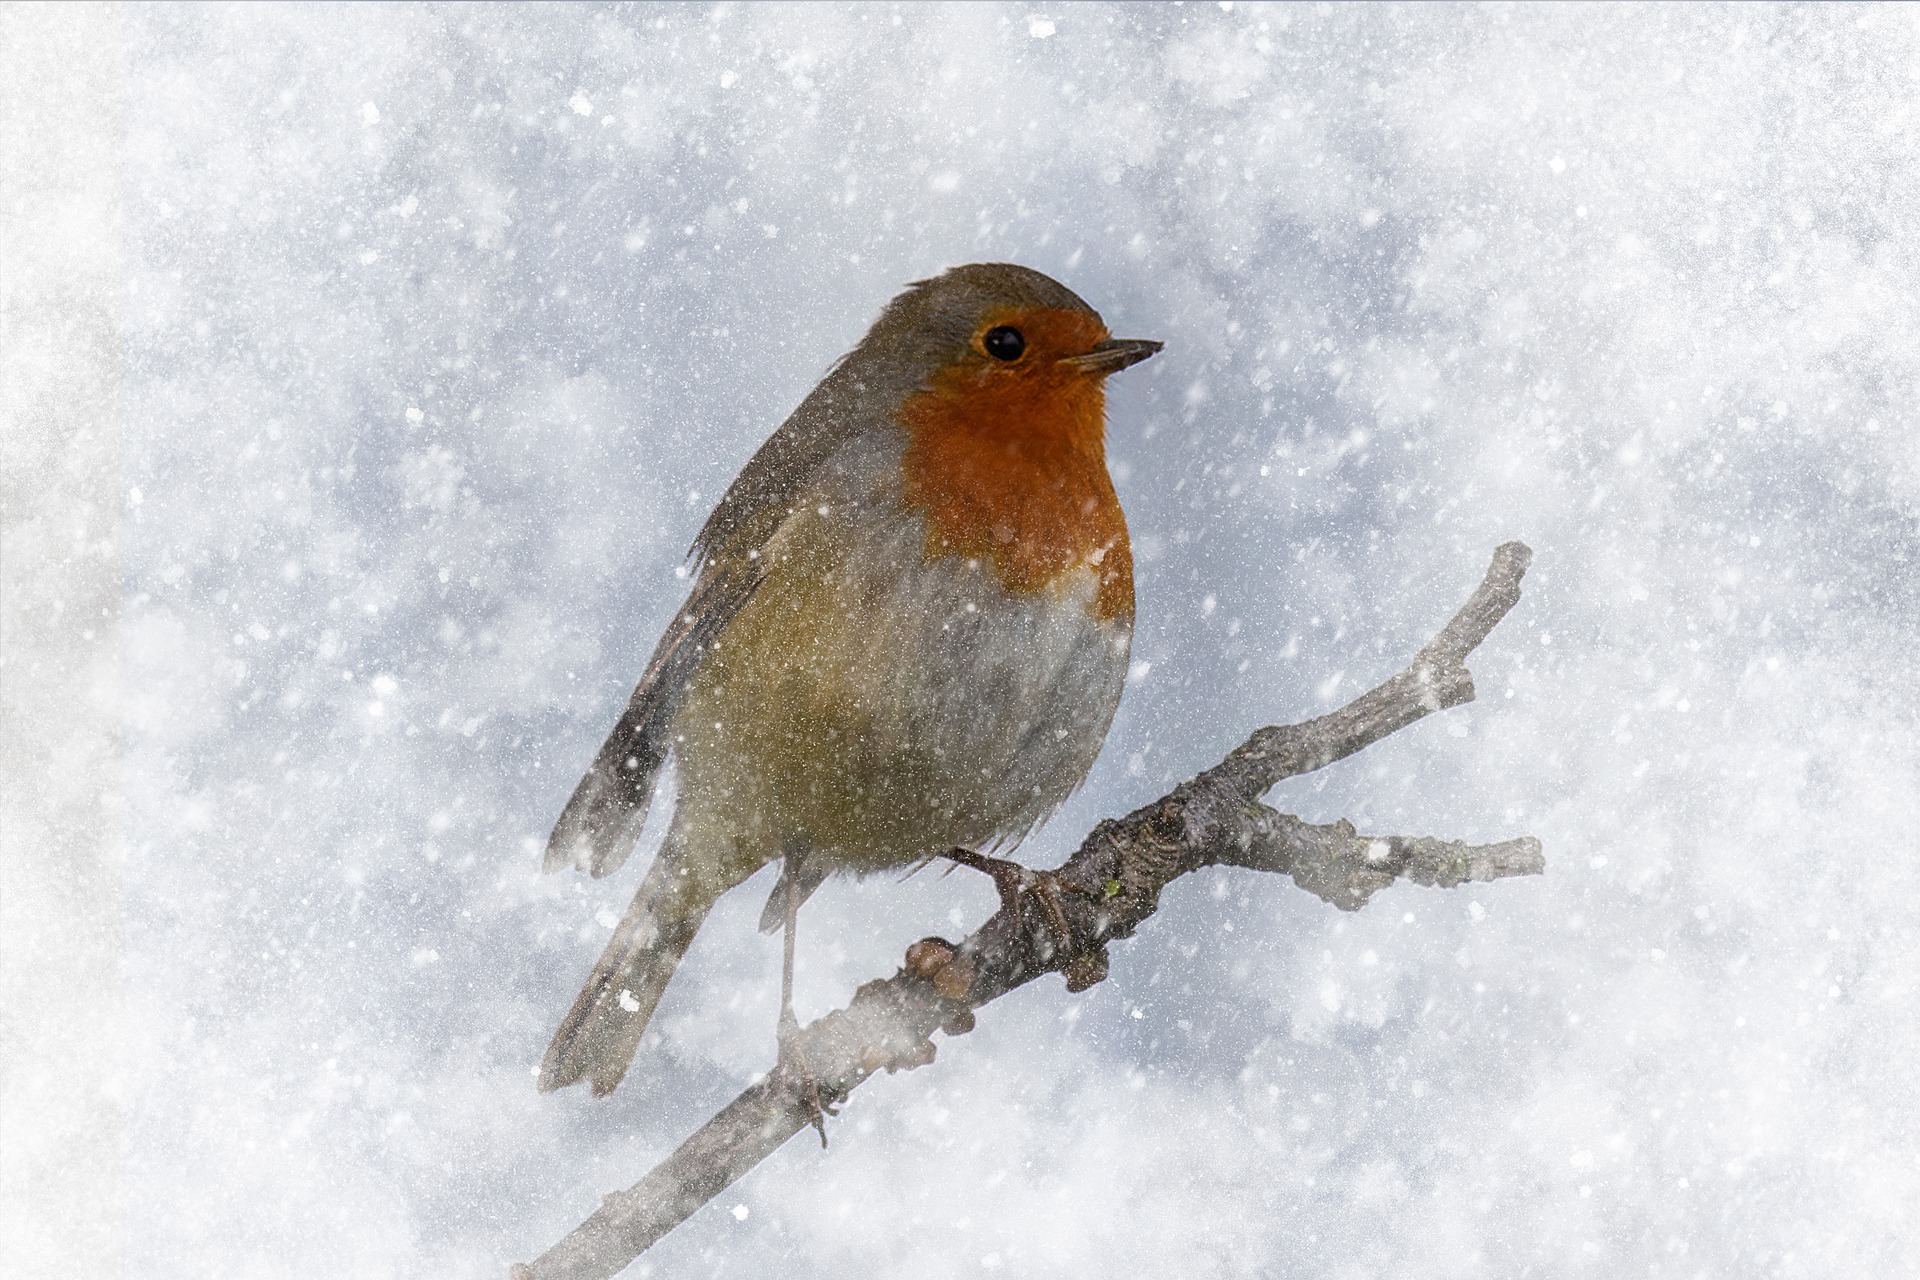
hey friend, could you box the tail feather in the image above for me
[539,846,714,1096]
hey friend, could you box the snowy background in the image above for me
[82,2,1920,1275]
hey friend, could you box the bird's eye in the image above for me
[982,326,1026,362]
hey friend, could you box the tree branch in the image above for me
[515,542,1539,1280]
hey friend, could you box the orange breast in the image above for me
[898,313,1134,621]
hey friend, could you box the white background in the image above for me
[8,4,1919,1276]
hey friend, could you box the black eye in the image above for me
[982,325,1026,362]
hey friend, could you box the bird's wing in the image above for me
[545,357,886,878]
[687,351,887,570]
[543,561,761,877]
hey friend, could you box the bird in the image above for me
[538,262,1161,1098]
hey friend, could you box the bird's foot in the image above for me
[942,848,1078,963]
[776,1007,836,1148]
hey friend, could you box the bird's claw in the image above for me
[942,848,1084,970]
[776,1009,836,1147]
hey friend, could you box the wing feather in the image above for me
[546,316,898,877]
[543,564,761,876]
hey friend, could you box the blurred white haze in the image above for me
[7,3,1920,1277]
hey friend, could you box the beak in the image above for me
[1062,337,1164,376]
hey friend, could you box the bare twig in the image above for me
[515,542,1539,1280]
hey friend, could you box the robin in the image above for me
[539,263,1161,1098]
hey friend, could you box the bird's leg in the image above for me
[942,847,1076,960]
[775,850,833,1147]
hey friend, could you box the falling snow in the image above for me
[16,4,1920,1278]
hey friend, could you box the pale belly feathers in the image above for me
[667,432,1132,881]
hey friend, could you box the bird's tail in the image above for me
[538,840,716,1096]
